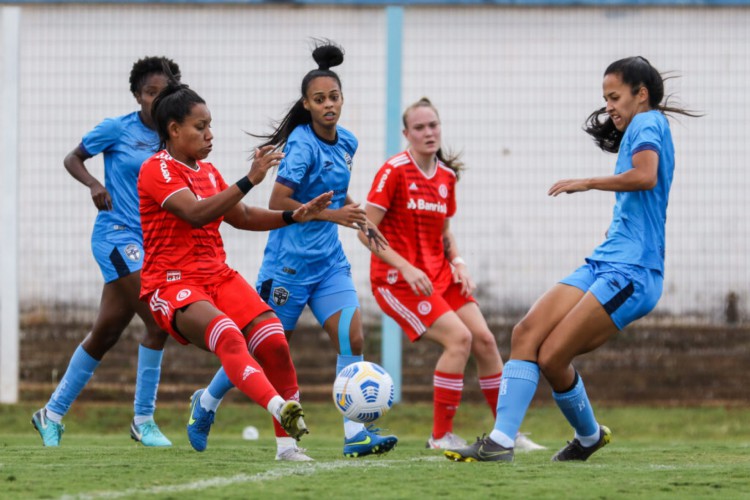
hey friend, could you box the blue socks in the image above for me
[553,372,599,442]
[490,360,540,448]
[206,367,234,400]
[337,354,365,439]
[134,345,163,421]
[46,344,100,417]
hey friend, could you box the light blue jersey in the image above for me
[589,110,674,273]
[258,124,357,285]
[81,111,159,243]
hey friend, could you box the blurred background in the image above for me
[1,1,748,405]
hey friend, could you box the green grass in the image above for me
[2,402,749,499]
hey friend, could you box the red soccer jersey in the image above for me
[367,151,457,293]
[138,150,235,298]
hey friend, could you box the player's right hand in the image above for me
[291,191,334,223]
[402,265,433,296]
[90,182,112,211]
[247,145,285,186]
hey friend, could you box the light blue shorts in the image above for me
[560,259,663,330]
[256,265,359,331]
[91,230,143,284]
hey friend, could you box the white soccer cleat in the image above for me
[426,431,468,449]
[276,445,314,461]
[514,432,546,452]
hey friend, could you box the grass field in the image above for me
[2,402,749,499]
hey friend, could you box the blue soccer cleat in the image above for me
[130,418,172,447]
[187,389,215,452]
[31,408,64,447]
[343,425,398,458]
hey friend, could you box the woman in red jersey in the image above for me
[138,77,332,449]
[360,98,544,451]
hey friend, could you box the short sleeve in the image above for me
[630,113,663,156]
[446,176,457,218]
[81,117,121,157]
[139,156,189,207]
[367,163,399,212]
[276,132,314,192]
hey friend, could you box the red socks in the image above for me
[479,372,502,418]
[432,371,463,439]
[248,318,300,438]
[206,315,277,409]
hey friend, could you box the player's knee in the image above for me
[446,327,472,358]
[471,328,499,355]
[536,347,565,381]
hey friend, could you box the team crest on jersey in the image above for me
[387,269,398,285]
[418,301,432,316]
[124,244,141,262]
[208,172,217,188]
[439,184,448,199]
[273,287,290,306]
[176,289,192,301]
[343,152,353,171]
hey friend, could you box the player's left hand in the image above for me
[548,178,591,196]
[357,218,388,252]
[451,262,476,297]
[292,191,334,223]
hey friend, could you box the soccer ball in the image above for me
[332,361,394,423]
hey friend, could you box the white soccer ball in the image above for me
[332,361,394,423]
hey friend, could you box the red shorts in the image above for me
[373,281,476,342]
[145,272,272,345]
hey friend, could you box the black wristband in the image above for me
[235,177,254,195]
[282,210,297,225]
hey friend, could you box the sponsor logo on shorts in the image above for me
[124,244,141,262]
[273,287,289,306]
[387,269,398,285]
[418,301,432,315]
[176,289,191,301]
[166,270,182,282]
[282,266,297,275]
[439,184,448,199]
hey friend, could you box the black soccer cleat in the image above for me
[551,425,611,462]
[444,434,514,462]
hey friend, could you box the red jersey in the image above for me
[138,150,235,298]
[367,151,457,293]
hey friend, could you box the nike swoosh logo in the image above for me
[478,446,513,459]
[348,435,372,446]
[188,397,199,425]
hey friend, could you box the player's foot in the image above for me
[130,418,172,447]
[514,432,546,452]
[276,444,314,461]
[426,431,467,450]
[278,401,308,441]
[31,408,64,447]
[343,426,398,457]
[444,434,515,462]
[187,389,215,452]
[551,425,611,462]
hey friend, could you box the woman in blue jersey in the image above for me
[32,57,179,447]
[186,41,396,461]
[445,57,698,463]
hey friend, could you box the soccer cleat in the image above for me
[278,401,308,441]
[276,444,314,461]
[130,418,172,447]
[187,389,215,452]
[31,408,64,447]
[514,432,546,452]
[343,425,398,458]
[551,425,611,462]
[444,434,515,462]
[426,431,467,450]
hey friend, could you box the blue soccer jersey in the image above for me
[258,124,357,285]
[81,111,159,242]
[589,110,675,273]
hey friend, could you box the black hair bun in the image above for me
[312,42,344,71]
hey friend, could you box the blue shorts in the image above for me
[257,265,359,331]
[560,259,663,330]
[91,230,143,284]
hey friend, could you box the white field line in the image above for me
[59,457,439,500]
